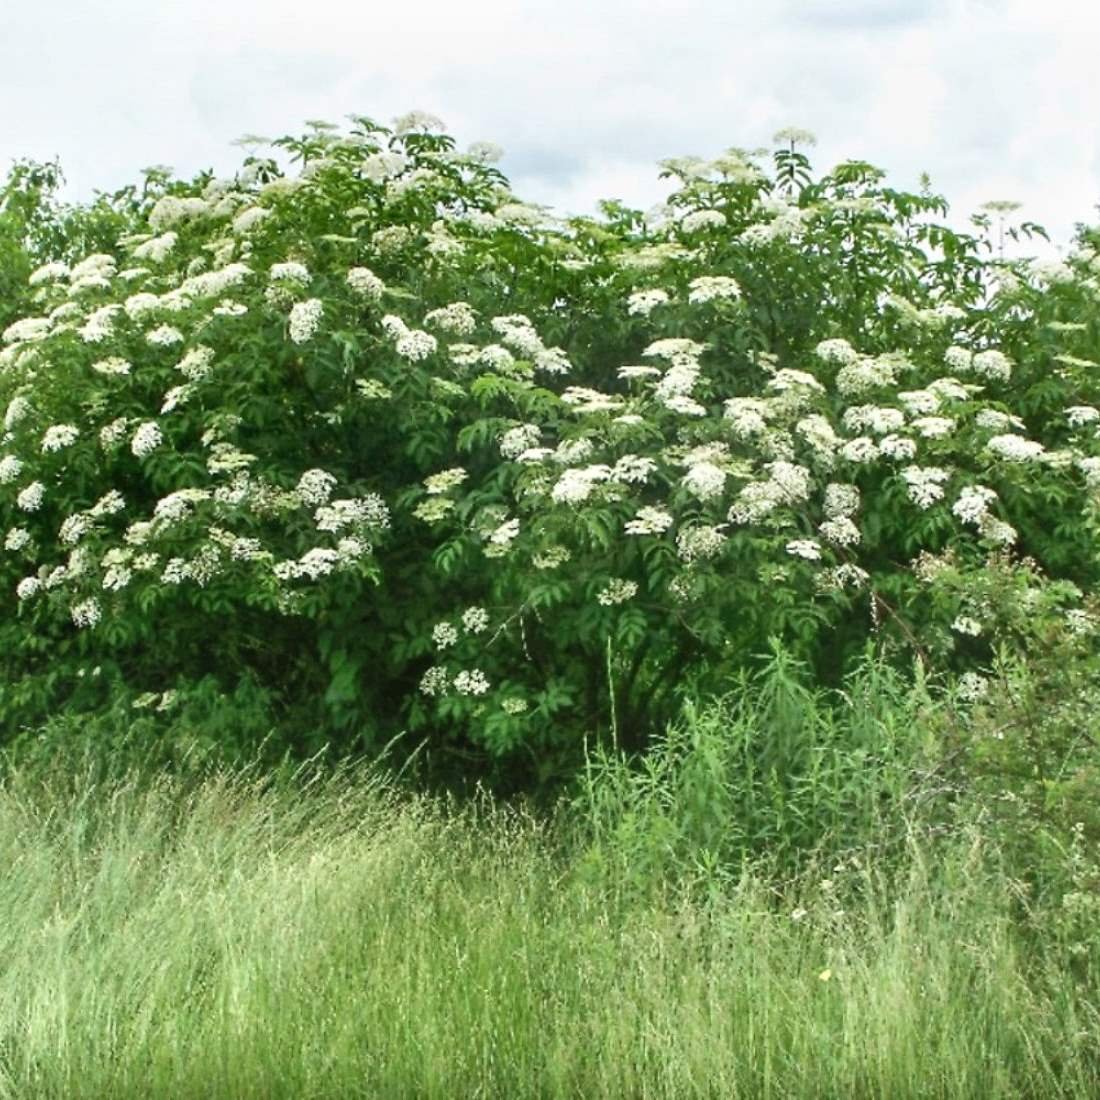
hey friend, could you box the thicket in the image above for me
[1,114,1099,793]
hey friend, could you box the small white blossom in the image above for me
[16,576,41,600]
[71,597,101,629]
[626,289,670,317]
[597,578,639,605]
[288,299,323,344]
[462,606,490,634]
[346,267,385,300]
[625,506,674,535]
[901,466,950,509]
[454,669,491,696]
[16,481,45,511]
[785,539,822,560]
[432,622,459,649]
[130,421,163,458]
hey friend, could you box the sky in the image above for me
[2,0,1098,255]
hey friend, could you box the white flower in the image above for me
[288,299,323,344]
[419,666,450,696]
[682,462,727,502]
[952,485,997,525]
[972,350,1012,382]
[0,455,24,483]
[679,209,726,233]
[613,455,658,484]
[133,232,178,263]
[840,437,875,464]
[597,578,638,605]
[39,422,78,453]
[91,490,125,517]
[397,329,438,361]
[296,468,338,506]
[626,289,670,317]
[911,416,956,439]
[625,506,674,535]
[814,338,860,366]
[897,390,941,416]
[16,481,44,511]
[424,467,467,495]
[956,672,989,703]
[161,384,194,413]
[100,418,129,449]
[986,434,1045,463]
[345,267,385,301]
[676,525,726,562]
[57,513,91,546]
[5,527,30,550]
[824,483,860,517]
[462,606,490,634]
[16,576,41,600]
[819,516,861,546]
[175,345,216,381]
[4,397,31,431]
[92,357,132,376]
[785,539,822,560]
[453,668,490,695]
[687,275,741,304]
[424,302,478,336]
[146,325,184,347]
[432,622,459,649]
[71,597,101,629]
[843,405,905,435]
[944,346,973,373]
[489,518,520,546]
[269,261,310,284]
[29,261,70,285]
[3,316,53,344]
[877,435,917,461]
[78,305,121,343]
[499,424,541,460]
[952,616,982,636]
[901,466,950,509]
[1066,406,1100,428]
[551,465,610,504]
[131,421,163,458]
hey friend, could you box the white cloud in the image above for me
[2,0,1096,253]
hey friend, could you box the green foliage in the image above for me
[0,758,1096,1097]
[1,115,1099,785]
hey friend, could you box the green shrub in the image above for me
[1,114,1098,783]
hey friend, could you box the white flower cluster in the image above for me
[0,455,24,483]
[625,506,674,536]
[41,424,79,453]
[454,669,491,696]
[986,434,1045,463]
[462,606,489,633]
[296,468,338,506]
[682,461,726,501]
[424,302,478,335]
[16,482,45,512]
[131,421,163,458]
[289,299,324,344]
[676,525,727,562]
[551,464,611,504]
[432,622,459,649]
[626,289,670,317]
[424,467,467,494]
[314,494,390,533]
[687,276,741,304]
[92,357,132,376]
[346,266,385,300]
[381,314,436,361]
[70,598,102,629]
[901,465,950,509]
[269,261,310,284]
[597,578,638,605]
[499,424,542,460]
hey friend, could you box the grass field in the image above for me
[0,751,1096,1099]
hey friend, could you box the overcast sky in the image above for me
[2,0,1097,254]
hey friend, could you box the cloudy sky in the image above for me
[3,0,1097,253]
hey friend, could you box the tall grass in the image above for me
[0,749,1096,1098]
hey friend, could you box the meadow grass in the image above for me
[0,749,1096,1099]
